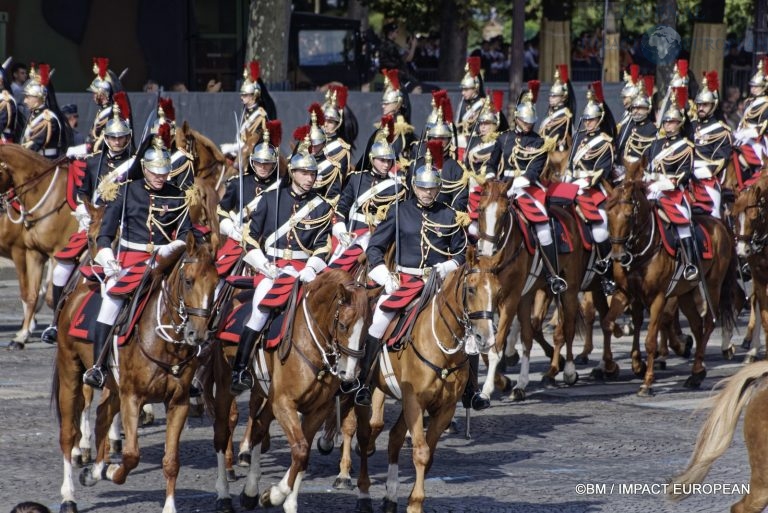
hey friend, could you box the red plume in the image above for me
[431,89,448,105]
[113,91,131,121]
[157,123,172,150]
[527,80,540,103]
[38,63,50,87]
[266,120,282,147]
[677,59,688,78]
[386,69,400,91]
[643,75,655,98]
[159,97,174,122]
[763,56,768,74]
[248,61,260,82]
[674,86,688,109]
[556,63,569,83]
[706,70,719,93]
[427,139,444,170]
[629,64,639,84]
[380,115,395,143]
[94,57,109,79]
[467,56,481,78]
[491,90,504,114]
[293,124,310,142]
[331,84,348,109]
[438,96,453,124]
[308,102,325,126]
[591,80,604,104]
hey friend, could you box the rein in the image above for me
[737,192,768,252]
[609,190,658,268]
[1,157,67,225]
[155,254,213,344]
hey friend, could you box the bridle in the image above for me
[184,132,227,183]
[0,157,67,226]
[736,188,768,253]
[608,185,656,268]
[155,254,213,344]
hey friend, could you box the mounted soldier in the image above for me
[229,137,334,393]
[690,71,731,219]
[220,61,276,158]
[456,56,485,161]
[539,64,575,153]
[321,83,357,168]
[465,90,505,182]
[20,63,65,159]
[733,57,768,187]
[644,86,698,281]
[616,75,657,182]
[354,141,468,407]
[563,81,616,294]
[0,57,20,143]
[305,104,345,205]
[83,128,194,388]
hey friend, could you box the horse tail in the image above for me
[717,243,738,337]
[669,361,768,499]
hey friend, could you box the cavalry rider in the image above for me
[465,91,504,181]
[539,64,575,153]
[690,71,732,219]
[220,61,272,158]
[321,84,357,160]
[644,87,698,281]
[331,123,406,266]
[563,83,616,294]
[40,97,134,345]
[20,63,63,158]
[230,137,334,393]
[305,105,345,204]
[497,82,566,294]
[379,69,415,162]
[733,57,768,187]
[354,142,468,407]
[86,57,116,154]
[616,76,657,177]
[84,132,194,388]
[615,65,643,180]
[456,56,485,161]
[0,58,19,143]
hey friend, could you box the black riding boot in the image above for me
[83,321,113,389]
[679,237,700,281]
[540,242,567,294]
[461,353,491,411]
[230,326,260,394]
[41,285,64,344]
[354,334,382,407]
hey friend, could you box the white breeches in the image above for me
[590,208,609,244]
[370,295,397,339]
[53,262,76,287]
[245,277,276,332]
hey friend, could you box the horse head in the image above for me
[160,232,217,345]
[461,245,501,352]
[476,179,513,256]
[0,144,53,193]
[733,181,768,258]
[84,200,105,258]
[606,179,650,267]
[177,121,235,190]
[302,269,369,385]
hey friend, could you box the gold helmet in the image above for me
[413,140,443,189]
[289,133,318,172]
[104,91,132,139]
[669,59,688,88]
[662,87,687,123]
[142,132,172,176]
[250,120,281,166]
[550,64,569,99]
[694,70,719,108]
[381,69,403,108]
[23,63,50,99]
[620,64,640,100]
[581,81,604,121]
[240,61,261,97]
[87,57,112,96]
[460,56,482,91]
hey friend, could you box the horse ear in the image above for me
[337,282,351,303]
[182,120,190,133]
[466,244,476,266]
[185,230,196,252]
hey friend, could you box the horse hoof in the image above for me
[333,476,354,490]
[382,497,398,513]
[684,369,707,389]
[632,362,647,378]
[722,346,735,361]
[742,338,753,350]
[59,501,78,513]
[226,469,237,482]
[240,490,259,510]
[471,392,491,411]
[215,497,235,513]
[258,490,273,508]
[557,355,566,372]
[653,360,667,371]
[540,375,558,388]
[574,354,590,365]
[78,466,101,487]
[590,367,605,381]
[317,435,334,456]
[744,354,757,365]
[238,451,251,467]
[637,386,654,397]
[6,341,24,351]
[563,372,579,386]
[355,497,373,513]
[683,335,694,359]
[510,388,526,402]
[605,364,620,380]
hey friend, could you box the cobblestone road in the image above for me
[0,270,757,513]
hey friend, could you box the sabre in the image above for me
[234,112,244,231]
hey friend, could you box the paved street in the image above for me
[0,263,758,513]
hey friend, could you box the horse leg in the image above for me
[213,384,239,511]
[81,387,120,487]
[532,291,557,362]
[480,303,514,400]
[355,401,374,513]
[590,291,619,380]
[237,408,254,467]
[334,400,357,490]
[10,246,33,344]
[159,397,190,513]
[678,291,709,389]
[511,311,534,400]
[383,410,409,513]
[75,386,94,466]
[639,295,666,396]
[575,291,596,364]
[743,293,758,352]
[108,412,122,461]
[282,409,328,513]
[559,287,580,386]
[56,343,87,510]
[402,388,429,513]
[240,397,271,510]
[108,393,142,485]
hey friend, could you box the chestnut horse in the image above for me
[53,233,217,513]
[603,179,735,395]
[354,248,500,513]
[0,145,78,345]
[669,361,768,513]
[175,121,237,199]
[209,269,370,513]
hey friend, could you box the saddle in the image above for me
[215,237,244,277]
[732,147,763,191]
[513,207,575,255]
[653,209,714,260]
[379,273,440,349]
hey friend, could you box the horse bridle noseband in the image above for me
[738,193,768,253]
[160,256,212,341]
[609,189,655,268]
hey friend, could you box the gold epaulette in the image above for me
[482,132,499,143]
[98,175,129,203]
[394,115,414,135]
[185,183,200,207]
[455,210,471,228]
[43,110,53,120]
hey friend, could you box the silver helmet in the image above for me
[240,61,261,97]
[413,149,442,189]
[87,57,112,96]
[289,136,318,172]
[460,56,481,91]
[515,91,537,125]
[23,63,50,99]
[142,138,172,175]
[250,127,278,166]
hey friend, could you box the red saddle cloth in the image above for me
[654,211,714,260]
[733,147,763,191]
[68,283,153,346]
[380,274,425,311]
[468,185,483,220]
[574,189,606,223]
[55,230,88,261]
[66,159,86,211]
[328,245,364,272]
[108,251,151,296]
[689,179,717,215]
[515,187,548,223]
[215,237,244,277]
[655,190,691,226]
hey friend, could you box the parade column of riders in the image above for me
[27,54,763,408]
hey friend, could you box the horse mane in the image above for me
[305,269,368,323]
[605,179,646,210]
[188,127,227,163]
[1,143,60,170]
[481,179,509,203]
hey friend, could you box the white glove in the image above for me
[73,203,91,232]
[434,260,459,279]
[572,178,590,190]
[220,142,238,155]
[219,218,242,242]
[157,239,186,258]
[333,221,353,247]
[735,127,759,143]
[298,266,317,283]
[306,255,327,274]
[66,144,88,159]
[244,248,278,279]
[94,247,120,278]
[507,176,530,198]
[468,221,479,238]
[369,263,399,293]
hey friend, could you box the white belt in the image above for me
[350,212,371,224]
[396,265,433,277]
[502,169,522,178]
[119,238,155,253]
[571,170,593,179]
[265,247,309,260]
[40,148,57,157]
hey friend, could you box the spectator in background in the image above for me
[206,79,222,92]
[10,62,27,103]
[523,39,539,81]
[11,502,51,513]
[61,104,85,146]
[171,82,188,93]
[378,21,419,90]
[143,79,159,93]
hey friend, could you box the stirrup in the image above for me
[548,275,568,295]
[230,369,254,394]
[683,264,699,281]
[83,366,107,389]
[339,378,361,395]
[354,385,372,407]
[189,379,202,398]
[593,258,610,276]
[40,325,58,345]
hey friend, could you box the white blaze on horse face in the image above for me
[478,201,499,256]
[472,278,496,353]
[341,318,364,383]
[737,212,750,257]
